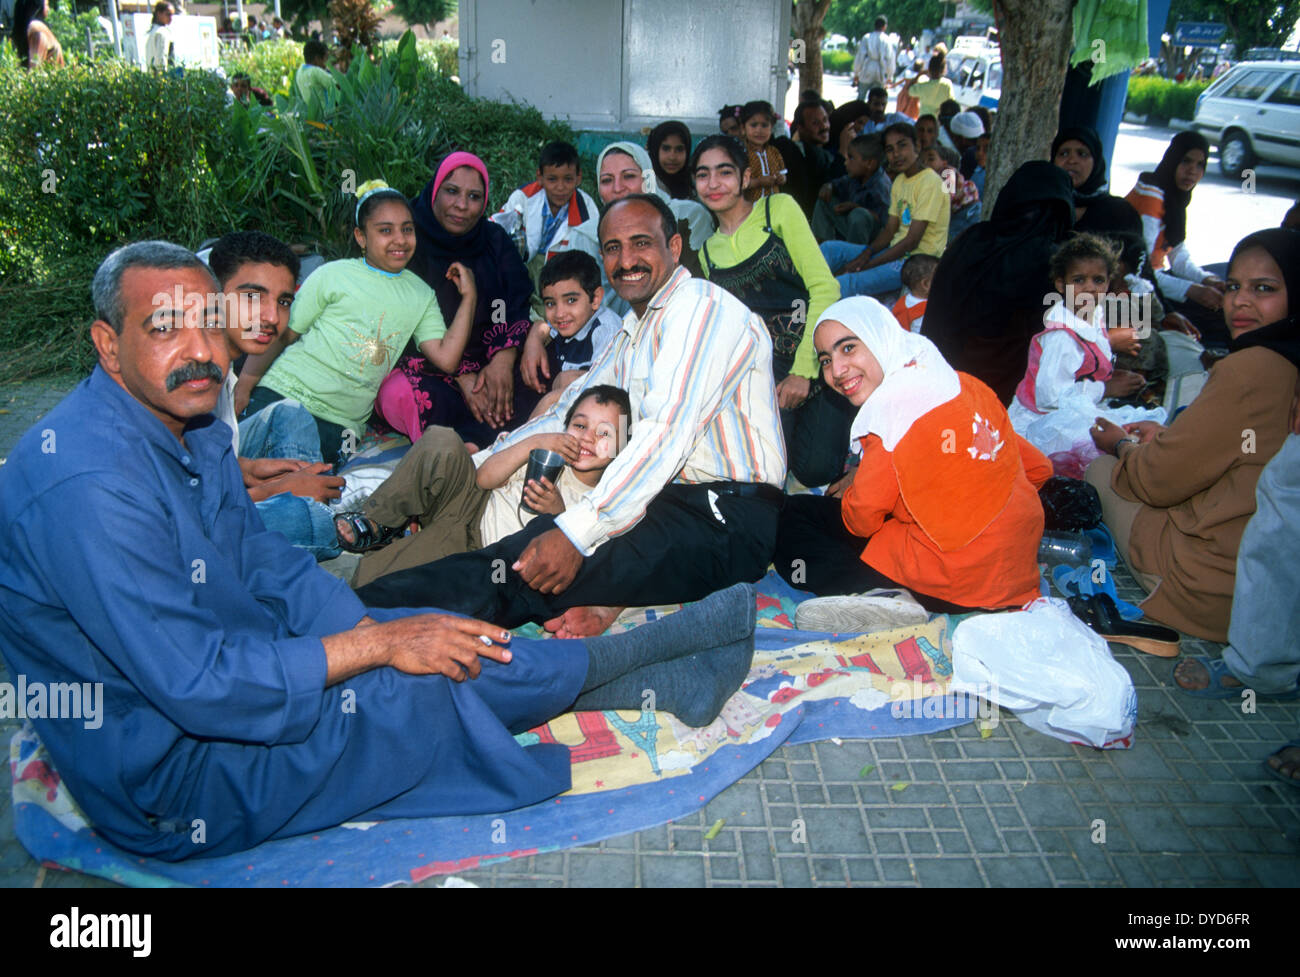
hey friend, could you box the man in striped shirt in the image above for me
[358,194,787,635]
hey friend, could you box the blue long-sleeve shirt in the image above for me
[0,368,580,859]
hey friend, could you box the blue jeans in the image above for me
[1222,435,1300,693]
[241,400,337,561]
[238,398,324,463]
[255,492,341,562]
[819,241,904,299]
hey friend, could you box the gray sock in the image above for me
[580,583,756,691]
[572,637,755,728]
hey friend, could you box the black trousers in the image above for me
[355,482,782,628]
[781,385,859,488]
[773,494,979,615]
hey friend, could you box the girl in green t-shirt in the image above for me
[236,182,478,463]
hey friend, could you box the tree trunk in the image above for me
[792,0,832,97]
[984,0,1076,214]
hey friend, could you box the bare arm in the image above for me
[418,262,477,374]
[476,432,579,490]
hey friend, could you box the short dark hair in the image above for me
[938,99,961,121]
[900,253,939,290]
[916,113,937,127]
[539,250,602,299]
[874,16,888,29]
[538,140,581,174]
[848,133,884,162]
[598,193,680,252]
[933,144,960,168]
[209,230,301,287]
[303,39,328,63]
[565,384,632,436]
[689,133,747,174]
[792,101,828,133]
[1050,232,1119,283]
[357,188,411,229]
[231,72,252,84]
[740,100,776,126]
[867,86,887,101]
[882,121,919,148]
[92,241,217,336]
[928,51,946,76]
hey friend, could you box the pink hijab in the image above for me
[431,151,490,202]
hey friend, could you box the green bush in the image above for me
[0,32,580,380]
[822,49,854,74]
[1125,76,1209,121]
[221,38,305,94]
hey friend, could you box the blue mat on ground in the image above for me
[11,572,976,887]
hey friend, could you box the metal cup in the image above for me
[520,448,565,514]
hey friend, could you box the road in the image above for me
[785,74,1299,265]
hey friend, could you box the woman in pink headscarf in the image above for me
[377,152,540,450]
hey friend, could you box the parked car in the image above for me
[946,38,1001,112]
[1193,60,1300,177]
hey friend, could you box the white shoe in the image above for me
[794,588,930,634]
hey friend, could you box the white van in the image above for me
[1192,60,1300,177]
[946,38,1001,112]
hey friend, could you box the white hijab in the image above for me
[596,142,665,200]
[817,297,963,452]
[595,141,714,249]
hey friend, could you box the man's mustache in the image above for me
[165,360,224,391]
[615,265,653,279]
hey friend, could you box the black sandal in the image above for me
[334,512,402,554]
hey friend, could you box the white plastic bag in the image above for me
[951,597,1137,749]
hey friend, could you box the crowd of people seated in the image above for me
[2,76,1298,862]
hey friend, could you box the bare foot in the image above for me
[1266,745,1300,782]
[544,605,626,639]
[1173,658,1243,692]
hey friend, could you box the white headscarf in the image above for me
[595,141,715,249]
[816,296,963,452]
[596,142,664,199]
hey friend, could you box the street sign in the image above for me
[1173,21,1227,47]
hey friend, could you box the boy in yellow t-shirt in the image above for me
[818,121,949,299]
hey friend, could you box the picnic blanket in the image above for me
[10,572,979,887]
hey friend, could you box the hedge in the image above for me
[0,33,579,381]
[823,49,854,74]
[1125,76,1210,122]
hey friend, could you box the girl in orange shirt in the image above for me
[775,297,1053,619]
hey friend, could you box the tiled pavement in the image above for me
[1,376,1297,889]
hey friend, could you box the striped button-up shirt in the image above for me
[480,266,786,555]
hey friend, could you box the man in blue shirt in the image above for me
[0,241,756,861]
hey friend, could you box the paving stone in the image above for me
[740,831,776,882]
[871,831,904,855]
[904,832,938,855]
[1045,855,1083,881]
[568,852,636,887]
[826,785,858,806]
[775,856,813,887]
[1015,784,1086,827]
[845,858,880,883]
[811,857,845,883]
[1002,831,1038,853]
[936,832,971,855]
[640,854,706,887]
[981,856,1052,886]
[914,856,980,886]
[708,856,742,881]
[928,808,959,829]
[800,806,868,854]
[879,858,915,883]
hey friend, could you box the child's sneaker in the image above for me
[794,588,930,634]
